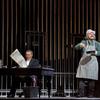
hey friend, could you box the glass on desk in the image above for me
[0,60,3,68]
[2,65,7,68]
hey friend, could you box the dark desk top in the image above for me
[0,67,55,76]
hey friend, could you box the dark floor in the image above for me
[1,97,100,100]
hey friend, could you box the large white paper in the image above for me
[10,49,27,68]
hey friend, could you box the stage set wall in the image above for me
[0,0,100,69]
[1,0,100,96]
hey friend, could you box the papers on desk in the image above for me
[10,49,27,68]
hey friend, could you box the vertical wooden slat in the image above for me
[42,0,45,65]
[6,0,9,65]
[29,0,30,31]
[0,1,1,59]
[58,0,60,61]
[54,0,56,61]
[69,0,72,34]
[61,1,63,86]
[25,0,26,31]
[96,0,98,36]
[81,0,84,33]
[33,0,35,31]
[78,0,80,33]
[2,0,4,63]
[47,0,50,65]
[56,0,58,71]
[62,0,64,60]
[57,0,61,89]
[41,0,43,32]
[45,0,48,64]
[86,0,88,29]
[50,0,52,61]
[60,0,62,71]
[11,0,13,65]
[65,0,68,74]
[94,0,96,30]
[20,0,22,49]
[54,0,57,70]
[68,0,72,91]
[74,0,76,33]
[58,0,61,74]
[64,0,67,72]
[37,0,39,31]
[16,0,18,47]
[90,0,92,28]
[66,0,68,49]
[52,0,54,67]
[98,0,100,40]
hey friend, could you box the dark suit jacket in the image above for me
[28,58,41,68]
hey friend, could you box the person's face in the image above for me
[25,51,33,60]
[87,32,95,40]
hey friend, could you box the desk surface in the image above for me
[0,67,55,76]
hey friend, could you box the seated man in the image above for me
[8,50,41,97]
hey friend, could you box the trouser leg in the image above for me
[8,76,20,97]
[46,76,51,97]
[18,76,33,97]
[78,79,88,97]
[88,80,95,97]
[24,76,33,86]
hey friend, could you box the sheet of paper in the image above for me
[10,49,27,68]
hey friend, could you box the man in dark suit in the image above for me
[8,50,41,97]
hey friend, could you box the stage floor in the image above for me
[1,96,100,100]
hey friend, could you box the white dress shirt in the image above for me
[26,60,31,67]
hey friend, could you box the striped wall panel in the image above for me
[0,0,100,73]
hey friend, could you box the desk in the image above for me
[0,67,54,97]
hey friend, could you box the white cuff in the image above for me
[95,51,97,55]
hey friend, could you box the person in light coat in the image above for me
[75,29,100,97]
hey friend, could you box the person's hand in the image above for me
[80,43,85,48]
[91,51,96,56]
[91,53,95,56]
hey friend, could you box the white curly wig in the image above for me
[86,29,95,35]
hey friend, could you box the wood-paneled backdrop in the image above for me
[0,0,100,72]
